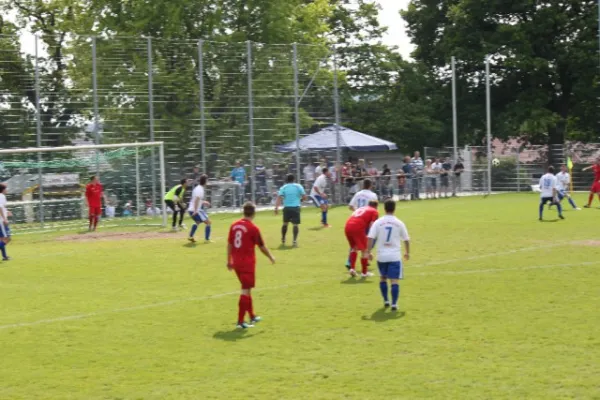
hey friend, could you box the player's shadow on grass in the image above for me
[183,242,197,248]
[540,219,560,223]
[213,330,263,342]
[308,226,325,231]
[340,277,374,285]
[276,244,294,251]
[362,309,406,322]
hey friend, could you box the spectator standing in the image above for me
[381,164,392,198]
[410,152,424,200]
[191,165,201,187]
[367,161,380,194]
[440,157,452,198]
[231,160,246,207]
[255,159,268,204]
[431,158,442,198]
[303,163,315,192]
[402,156,413,200]
[424,159,437,199]
[453,159,465,196]
[315,160,324,177]
[397,168,407,200]
[330,162,339,203]
[342,162,353,202]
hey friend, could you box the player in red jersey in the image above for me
[227,202,275,329]
[344,200,379,278]
[582,159,600,208]
[85,175,105,231]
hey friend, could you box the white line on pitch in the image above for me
[412,242,571,268]
[1,260,597,331]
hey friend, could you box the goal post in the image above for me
[0,141,167,233]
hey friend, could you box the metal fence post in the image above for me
[198,40,207,174]
[332,46,342,203]
[247,40,255,204]
[516,148,521,192]
[92,36,100,176]
[293,43,301,183]
[147,37,157,208]
[451,56,458,167]
[485,56,492,195]
[159,143,167,227]
[135,147,141,218]
[34,35,44,226]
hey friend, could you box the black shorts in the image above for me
[283,207,301,224]
[164,199,177,211]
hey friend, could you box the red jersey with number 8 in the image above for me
[228,218,264,271]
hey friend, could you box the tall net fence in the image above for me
[3,32,600,231]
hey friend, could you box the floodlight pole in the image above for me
[34,35,45,226]
[333,46,342,202]
[198,40,207,174]
[451,56,458,166]
[247,40,256,204]
[485,56,492,195]
[293,43,301,183]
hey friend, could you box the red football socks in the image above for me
[349,251,358,269]
[93,216,99,229]
[361,258,369,274]
[248,296,255,320]
[238,295,252,323]
[588,193,594,206]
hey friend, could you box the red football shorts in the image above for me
[345,226,368,251]
[235,268,256,289]
[89,206,102,217]
[591,182,600,193]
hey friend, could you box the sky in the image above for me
[377,0,414,59]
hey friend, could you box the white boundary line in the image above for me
[412,242,571,268]
[1,260,598,331]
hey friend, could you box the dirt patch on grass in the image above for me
[56,231,174,242]
[571,240,600,247]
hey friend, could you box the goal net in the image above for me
[0,142,167,234]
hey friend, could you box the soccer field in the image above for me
[1,194,598,399]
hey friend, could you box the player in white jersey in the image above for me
[367,199,410,311]
[538,166,564,221]
[349,178,378,211]
[0,184,11,261]
[553,164,580,210]
[187,175,212,243]
[310,167,332,227]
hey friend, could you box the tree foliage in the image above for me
[403,0,600,152]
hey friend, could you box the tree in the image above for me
[403,0,600,161]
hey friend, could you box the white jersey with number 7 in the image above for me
[367,215,410,263]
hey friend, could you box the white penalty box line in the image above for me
[0,260,598,331]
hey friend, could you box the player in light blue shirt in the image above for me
[275,174,306,247]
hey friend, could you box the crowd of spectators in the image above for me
[189,153,466,208]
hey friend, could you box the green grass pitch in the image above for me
[1,194,599,399]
